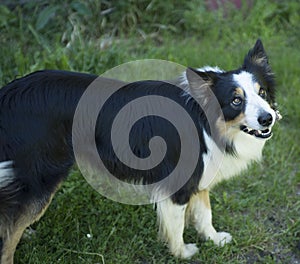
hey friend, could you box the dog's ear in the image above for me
[185,67,218,106]
[186,67,219,84]
[185,67,223,135]
[243,39,269,68]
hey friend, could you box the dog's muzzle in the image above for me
[240,108,282,139]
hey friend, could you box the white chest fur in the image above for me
[199,131,266,189]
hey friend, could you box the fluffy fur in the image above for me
[0,39,280,263]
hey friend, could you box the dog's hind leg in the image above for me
[0,193,55,264]
[157,197,198,259]
[0,222,28,264]
[186,190,232,246]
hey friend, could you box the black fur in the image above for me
[94,80,208,204]
[0,70,211,220]
[0,70,97,221]
[0,237,2,256]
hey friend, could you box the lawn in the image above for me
[0,1,299,263]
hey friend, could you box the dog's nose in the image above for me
[258,112,273,127]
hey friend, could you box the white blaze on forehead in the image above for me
[233,71,256,93]
[232,71,276,129]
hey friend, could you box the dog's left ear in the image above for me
[243,39,269,68]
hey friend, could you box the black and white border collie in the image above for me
[0,39,280,263]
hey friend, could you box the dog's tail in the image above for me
[0,161,19,219]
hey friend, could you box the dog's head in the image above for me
[186,39,281,142]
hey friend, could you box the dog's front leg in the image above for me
[187,190,232,246]
[156,197,198,259]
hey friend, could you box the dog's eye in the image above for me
[231,97,243,107]
[259,88,267,99]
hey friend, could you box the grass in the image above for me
[0,0,299,263]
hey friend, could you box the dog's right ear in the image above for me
[185,67,219,109]
[185,68,223,130]
[186,67,219,84]
[185,67,217,99]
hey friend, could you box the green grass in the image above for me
[1,0,299,263]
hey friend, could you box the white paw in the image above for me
[173,243,199,259]
[212,232,232,246]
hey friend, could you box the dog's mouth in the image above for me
[240,125,272,139]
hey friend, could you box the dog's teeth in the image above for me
[248,130,255,135]
[241,125,271,138]
[254,130,261,136]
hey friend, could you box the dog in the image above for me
[0,39,281,263]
